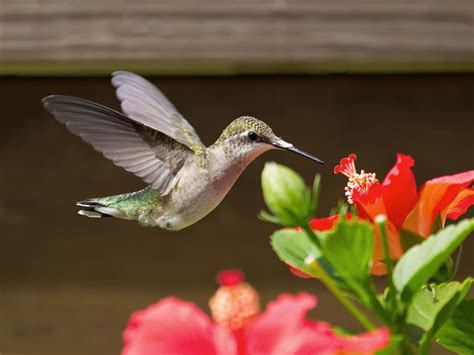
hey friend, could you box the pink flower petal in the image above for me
[382,154,418,229]
[336,327,391,354]
[243,293,390,354]
[243,293,338,355]
[122,297,236,355]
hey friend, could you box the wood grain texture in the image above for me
[0,0,473,70]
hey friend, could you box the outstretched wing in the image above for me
[43,95,192,195]
[111,71,205,154]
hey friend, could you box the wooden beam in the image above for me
[0,0,473,74]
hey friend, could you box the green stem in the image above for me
[375,215,399,317]
[302,224,323,250]
[419,338,431,355]
[375,215,394,277]
[402,338,416,355]
[302,225,376,331]
[306,259,376,330]
[366,281,392,325]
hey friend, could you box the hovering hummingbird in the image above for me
[43,71,324,230]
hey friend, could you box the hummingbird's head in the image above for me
[217,116,325,165]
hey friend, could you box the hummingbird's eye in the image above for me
[247,131,258,141]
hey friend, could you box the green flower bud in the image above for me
[261,162,313,227]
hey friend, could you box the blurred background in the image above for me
[0,1,473,354]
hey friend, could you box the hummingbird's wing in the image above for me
[43,95,194,195]
[111,71,205,153]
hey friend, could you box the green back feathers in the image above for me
[96,187,160,216]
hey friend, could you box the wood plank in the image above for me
[0,0,473,74]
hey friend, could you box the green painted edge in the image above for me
[1,61,474,76]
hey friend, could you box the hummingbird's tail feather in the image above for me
[76,187,161,225]
[77,209,110,218]
[77,200,114,218]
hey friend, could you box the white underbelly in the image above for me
[158,166,244,230]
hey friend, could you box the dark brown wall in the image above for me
[0,74,472,354]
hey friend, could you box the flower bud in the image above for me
[261,162,312,227]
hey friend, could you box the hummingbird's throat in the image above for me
[334,154,378,204]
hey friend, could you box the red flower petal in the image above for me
[443,188,474,221]
[309,215,341,231]
[371,261,387,276]
[122,297,236,355]
[347,183,404,272]
[403,170,474,237]
[382,154,418,229]
[352,182,386,221]
[289,266,314,279]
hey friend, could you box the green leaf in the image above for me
[270,228,322,277]
[436,299,474,354]
[310,174,321,216]
[319,217,374,283]
[400,229,425,252]
[317,217,375,306]
[330,199,348,216]
[392,218,474,302]
[377,286,399,317]
[430,256,455,284]
[258,210,282,224]
[406,279,472,348]
[431,214,443,235]
[349,203,358,217]
[261,162,312,226]
[376,334,405,355]
[270,228,339,279]
[452,245,463,277]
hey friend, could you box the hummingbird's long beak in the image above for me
[271,138,326,166]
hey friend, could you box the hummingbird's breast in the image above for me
[157,146,252,230]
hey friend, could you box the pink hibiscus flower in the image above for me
[122,270,389,355]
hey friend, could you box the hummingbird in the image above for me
[43,71,324,230]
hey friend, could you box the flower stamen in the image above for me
[209,270,260,330]
[335,154,378,204]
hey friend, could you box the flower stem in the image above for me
[302,224,376,331]
[375,215,398,317]
[375,215,394,277]
[306,258,376,331]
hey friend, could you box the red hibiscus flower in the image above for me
[334,153,474,274]
[122,270,390,355]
